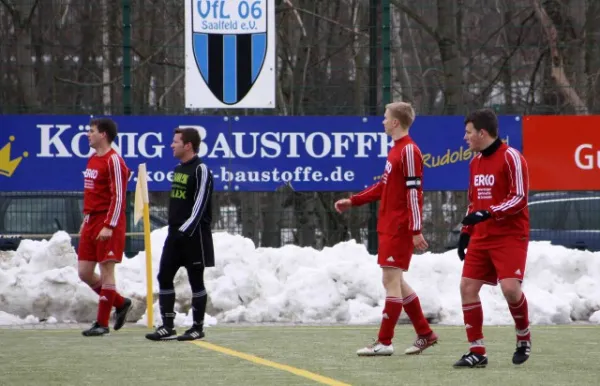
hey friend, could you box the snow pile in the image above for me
[1,229,599,327]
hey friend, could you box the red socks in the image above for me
[90,281,125,309]
[113,292,125,309]
[96,285,117,327]
[463,301,485,355]
[377,297,403,345]
[509,293,531,341]
[377,293,433,345]
[402,293,432,336]
[462,294,530,355]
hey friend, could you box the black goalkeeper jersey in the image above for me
[167,155,214,236]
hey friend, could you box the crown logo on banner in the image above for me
[0,136,29,177]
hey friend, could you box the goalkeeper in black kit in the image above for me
[146,127,215,341]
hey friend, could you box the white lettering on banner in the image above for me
[187,125,392,160]
[128,171,176,183]
[36,124,165,158]
[136,133,164,158]
[332,133,353,158]
[474,174,495,187]
[574,144,599,170]
[305,133,331,158]
[34,122,392,161]
[126,166,356,186]
[37,125,72,157]
[216,166,355,183]
[116,132,139,157]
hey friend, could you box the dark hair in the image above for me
[90,118,118,143]
[174,127,201,153]
[464,108,498,138]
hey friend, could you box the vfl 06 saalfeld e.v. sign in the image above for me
[185,0,276,109]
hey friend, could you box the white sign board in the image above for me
[185,0,276,109]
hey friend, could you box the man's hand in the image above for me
[461,210,491,226]
[413,233,428,251]
[334,198,352,213]
[457,233,470,261]
[96,227,113,241]
[79,221,84,235]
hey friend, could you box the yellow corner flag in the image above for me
[134,163,154,329]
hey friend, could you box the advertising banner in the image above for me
[0,115,522,192]
[523,115,600,190]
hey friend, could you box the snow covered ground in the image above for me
[1,228,599,327]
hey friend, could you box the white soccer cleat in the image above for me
[356,340,394,356]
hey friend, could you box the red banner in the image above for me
[523,116,600,190]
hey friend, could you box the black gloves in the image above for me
[461,210,491,226]
[457,210,489,261]
[457,233,470,261]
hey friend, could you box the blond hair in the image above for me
[385,102,415,129]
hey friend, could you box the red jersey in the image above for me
[83,148,129,229]
[350,135,423,235]
[462,140,529,245]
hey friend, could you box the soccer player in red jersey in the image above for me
[335,102,438,356]
[453,108,531,368]
[78,118,132,336]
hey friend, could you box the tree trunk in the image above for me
[436,0,463,114]
[14,1,41,111]
[585,0,600,113]
[391,6,414,102]
[532,0,588,114]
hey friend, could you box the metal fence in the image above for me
[1,0,600,254]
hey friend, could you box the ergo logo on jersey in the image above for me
[83,169,99,179]
[474,174,495,187]
[382,160,392,184]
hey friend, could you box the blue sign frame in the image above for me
[0,115,522,192]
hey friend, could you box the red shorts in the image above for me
[462,239,528,285]
[78,213,126,264]
[377,232,413,271]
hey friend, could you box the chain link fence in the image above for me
[1,0,599,254]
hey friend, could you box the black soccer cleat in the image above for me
[82,321,110,337]
[145,325,178,341]
[176,326,205,341]
[113,298,132,331]
[453,352,488,368]
[512,340,531,365]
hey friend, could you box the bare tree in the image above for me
[1,0,597,251]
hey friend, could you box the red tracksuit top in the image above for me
[462,139,530,245]
[350,135,423,236]
[82,148,129,229]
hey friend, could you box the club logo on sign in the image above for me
[190,0,268,105]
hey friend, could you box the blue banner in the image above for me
[0,115,522,192]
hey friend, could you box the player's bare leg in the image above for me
[357,268,403,356]
[501,278,531,365]
[401,280,439,355]
[453,278,488,368]
[78,261,101,293]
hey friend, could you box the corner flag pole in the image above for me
[134,163,154,328]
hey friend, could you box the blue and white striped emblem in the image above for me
[191,0,268,105]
